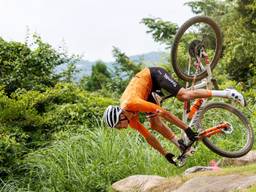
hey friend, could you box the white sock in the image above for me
[211,90,229,97]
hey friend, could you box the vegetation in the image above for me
[0,0,255,191]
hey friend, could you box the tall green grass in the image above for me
[2,100,254,191]
[3,126,220,192]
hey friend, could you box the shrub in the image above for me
[0,83,116,179]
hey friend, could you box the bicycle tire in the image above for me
[171,16,222,82]
[196,102,254,158]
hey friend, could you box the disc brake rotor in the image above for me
[188,40,205,58]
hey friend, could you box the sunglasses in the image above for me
[119,113,128,122]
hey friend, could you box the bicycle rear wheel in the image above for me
[196,102,254,158]
[171,16,222,81]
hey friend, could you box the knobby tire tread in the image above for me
[198,102,254,158]
[171,16,223,81]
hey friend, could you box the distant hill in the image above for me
[129,51,169,66]
[56,51,169,81]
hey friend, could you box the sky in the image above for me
[0,0,194,62]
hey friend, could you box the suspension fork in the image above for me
[202,51,213,89]
[193,50,213,89]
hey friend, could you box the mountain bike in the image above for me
[168,16,254,167]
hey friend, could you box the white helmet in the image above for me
[103,105,122,128]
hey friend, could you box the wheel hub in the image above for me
[188,40,205,58]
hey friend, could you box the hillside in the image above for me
[56,51,168,80]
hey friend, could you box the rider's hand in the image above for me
[165,153,177,166]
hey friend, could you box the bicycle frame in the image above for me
[175,53,227,166]
[179,50,228,146]
[182,51,213,126]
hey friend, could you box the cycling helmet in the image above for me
[103,105,122,128]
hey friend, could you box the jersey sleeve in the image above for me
[129,115,151,138]
[122,97,164,113]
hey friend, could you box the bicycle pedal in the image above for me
[176,147,196,167]
[176,156,187,167]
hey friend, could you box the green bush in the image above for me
[0,83,116,179]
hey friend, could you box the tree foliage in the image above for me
[186,0,256,88]
[112,47,142,79]
[237,0,256,32]
[141,17,178,46]
[0,35,77,95]
[0,83,116,178]
[140,0,256,89]
[80,61,111,91]
[185,0,230,16]
[81,47,143,96]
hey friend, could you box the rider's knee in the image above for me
[177,89,191,101]
[150,117,163,130]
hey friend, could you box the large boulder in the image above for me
[112,175,166,192]
[174,174,256,192]
[222,151,256,166]
[112,174,256,192]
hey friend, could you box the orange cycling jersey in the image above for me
[120,67,163,113]
[120,68,166,138]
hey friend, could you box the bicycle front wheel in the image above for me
[197,102,254,158]
[171,16,222,82]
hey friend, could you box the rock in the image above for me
[222,151,256,166]
[184,166,220,176]
[112,175,166,192]
[184,160,221,175]
[174,174,256,192]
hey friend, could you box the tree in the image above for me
[80,61,111,91]
[0,34,76,95]
[112,47,142,78]
[185,0,256,88]
[80,48,143,95]
[58,61,81,83]
[110,47,143,94]
[141,17,177,46]
[237,0,256,32]
[185,0,229,16]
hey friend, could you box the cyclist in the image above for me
[103,67,245,165]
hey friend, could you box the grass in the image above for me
[2,125,222,192]
[1,100,255,192]
[240,186,256,192]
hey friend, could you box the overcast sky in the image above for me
[0,0,194,61]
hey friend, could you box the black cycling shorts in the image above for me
[147,67,182,103]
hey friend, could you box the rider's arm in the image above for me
[123,98,188,130]
[129,116,167,156]
[156,109,188,130]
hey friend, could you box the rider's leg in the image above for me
[212,89,246,106]
[149,67,245,106]
[148,68,198,142]
[177,88,245,106]
[149,115,187,150]
[176,88,211,101]
[126,97,198,142]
